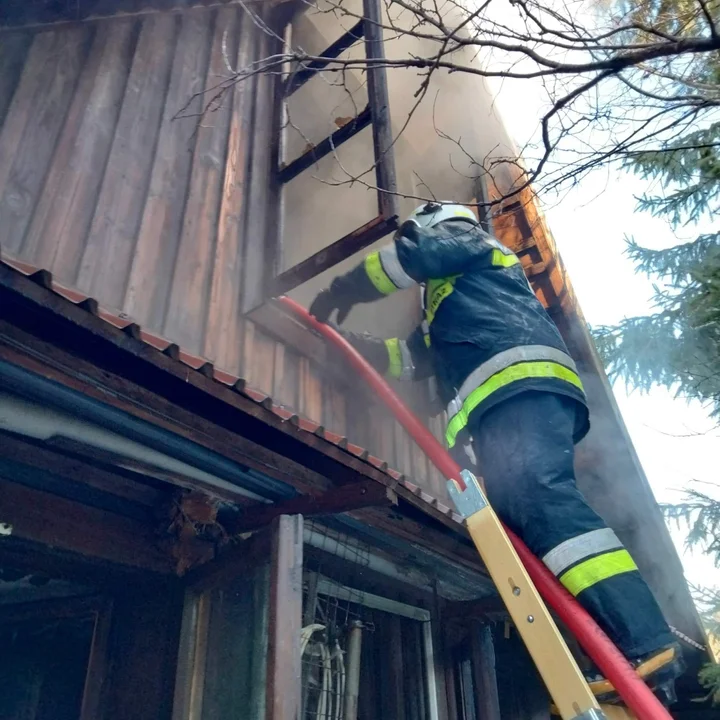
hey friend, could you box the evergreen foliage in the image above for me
[593,0,720,700]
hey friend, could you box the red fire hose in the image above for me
[279,295,673,720]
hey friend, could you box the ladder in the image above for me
[448,470,637,720]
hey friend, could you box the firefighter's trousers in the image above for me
[469,391,674,659]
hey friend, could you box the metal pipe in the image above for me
[278,296,674,720]
[343,621,363,720]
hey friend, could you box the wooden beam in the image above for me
[0,478,174,573]
[443,597,507,620]
[278,106,372,184]
[218,480,397,534]
[363,0,398,217]
[266,515,303,720]
[470,621,502,720]
[44,436,256,508]
[284,19,365,95]
[270,214,397,296]
[0,431,162,507]
[182,529,272,595]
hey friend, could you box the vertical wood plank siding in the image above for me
[0,5,443,498]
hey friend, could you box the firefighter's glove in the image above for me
[330,324,389,375]
[309,286,354,325]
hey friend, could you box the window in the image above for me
[302,523,440,720]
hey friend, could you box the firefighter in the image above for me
[309,202,683,703]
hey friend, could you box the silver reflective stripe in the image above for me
[379,244,416,290]
[421,320,430,334]
[542,528,624,577]
[398,340,415,380]
[446,345,579,419]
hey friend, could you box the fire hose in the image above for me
[279,295,673,720]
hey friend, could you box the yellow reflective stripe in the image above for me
[445,361,584,447]
[491,248,520,267]
[425,275,460,325]
[365,251,397,295]
[384,338,403,379]
[559,549,638,596]
[424,333,431,348]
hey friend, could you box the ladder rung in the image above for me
[278,105,372,184]
[285,20,365,96]
[271,214,398,296]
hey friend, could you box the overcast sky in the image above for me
[486,71,720,591]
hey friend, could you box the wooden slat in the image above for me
[277,105,372,185]
[124,9,213,331]
[24,19,137,277]
[77,13,178,309]
[203,7,256,370]
[377,409,397,471]
[0,26,92,253]
[0,31,32,126]
[273,341,300,409]
[324,381,347,436]
[0,477,173,573]
[470,621,502,720]
[362,0,398,217]
[272,214,397,296]
[266,514,303,720]
[241,20,279,311]
[164,7,235,352]
[299,356,323,423]
[394,422,413,480]
[243,320,276,395]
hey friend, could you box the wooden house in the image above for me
[0,1,713,718]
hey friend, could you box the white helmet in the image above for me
[406,202,477,229]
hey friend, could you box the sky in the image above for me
[486,71,720,592]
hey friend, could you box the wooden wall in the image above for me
[0,5,277,364]
[0,4,448,500]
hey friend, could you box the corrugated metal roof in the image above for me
[0,250,463,526]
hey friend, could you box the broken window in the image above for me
[302,523,440,720]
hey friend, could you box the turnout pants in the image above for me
[468,391,673,659]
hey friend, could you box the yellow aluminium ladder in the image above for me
[448,471,637,720]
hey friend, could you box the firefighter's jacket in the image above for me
[329,218,590,448]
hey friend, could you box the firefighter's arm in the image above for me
[308,220,494,324]
[308,242,415,324]
[334,325,433,382]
